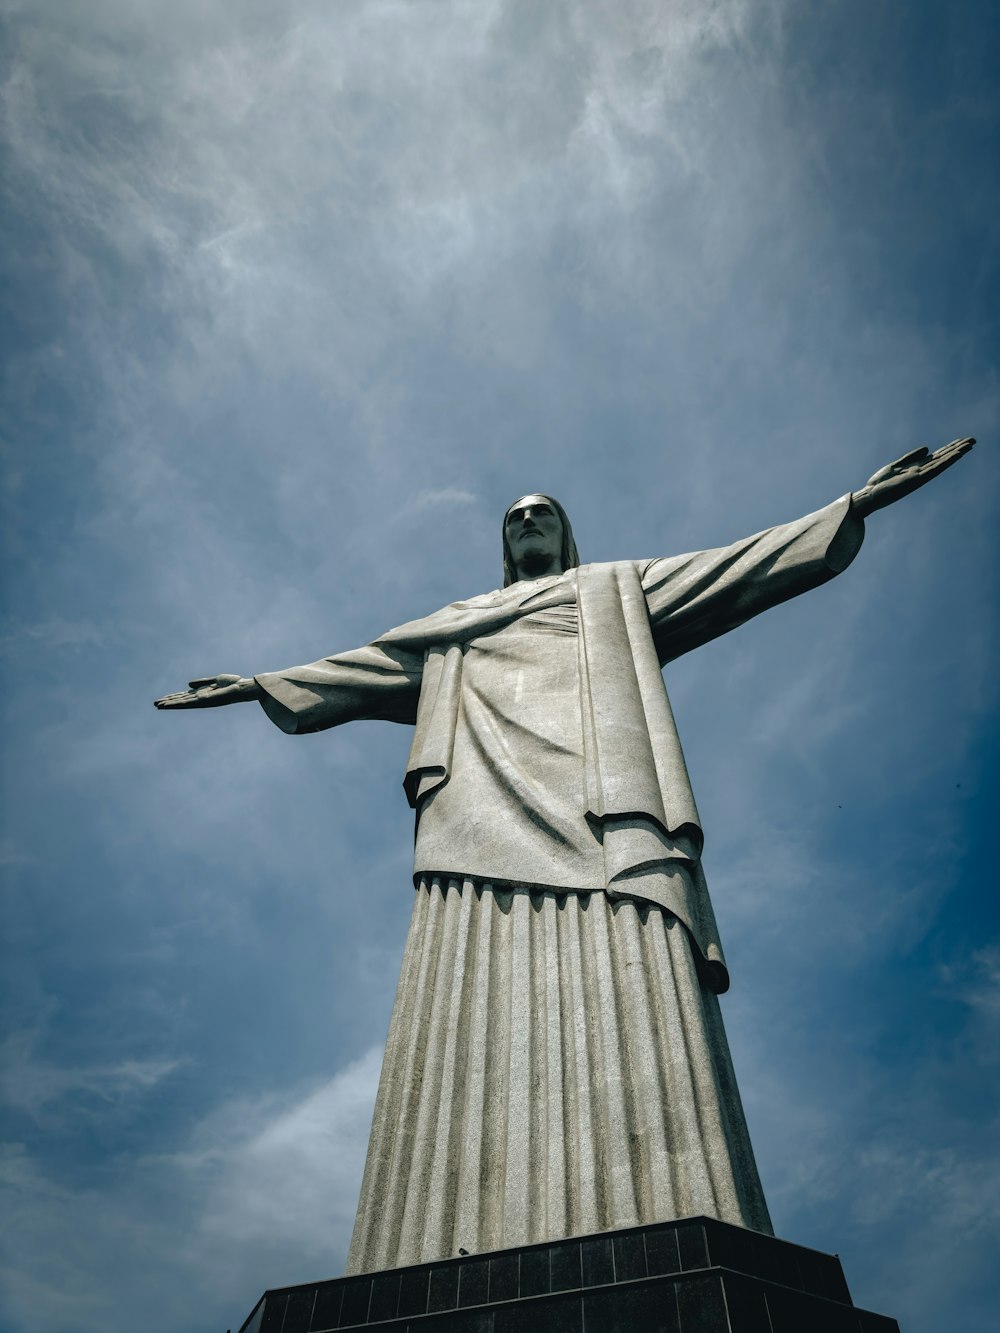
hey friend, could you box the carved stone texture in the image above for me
[347,880,769,1273]
[250,496,865,1269]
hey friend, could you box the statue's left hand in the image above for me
[852,437,975,517]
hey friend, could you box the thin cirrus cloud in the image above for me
[0,1032,181,1120]
[1,1,998,1332]
[0,1049,381,1331]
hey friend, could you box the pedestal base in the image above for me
[236,1216,898,1333]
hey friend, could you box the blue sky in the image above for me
[1,2,997,1330]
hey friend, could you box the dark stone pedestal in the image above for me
[236,1216,898,1333]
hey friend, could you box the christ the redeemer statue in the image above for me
[156,438,973,1275]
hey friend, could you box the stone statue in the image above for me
[155,438,973,1274]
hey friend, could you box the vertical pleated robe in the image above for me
[253,497,865,1273]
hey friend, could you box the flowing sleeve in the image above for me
[640,495,865,665]
[254,641,424,735]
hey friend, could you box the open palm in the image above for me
[154,674,259,709]
[852,437,975,517]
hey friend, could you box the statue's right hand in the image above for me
[154,674,261,709]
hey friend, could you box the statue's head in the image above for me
[502,494,580,587]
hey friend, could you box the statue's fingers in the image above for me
[937,436,974,458]
[922,451,965,478]
[942,436,975,457]
[188,677,220,689]
[920,438,975,474]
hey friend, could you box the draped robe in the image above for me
[255,497,864,1271]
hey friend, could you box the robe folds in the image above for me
[255,496,864,1269]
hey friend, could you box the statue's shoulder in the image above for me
[450,588,507,609]
[576,559,650,582]
[577,560,642,572]
[444,564,645,614]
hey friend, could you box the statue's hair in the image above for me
[502,494,580,588]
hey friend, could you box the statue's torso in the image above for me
[413,601,608,891]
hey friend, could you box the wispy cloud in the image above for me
[0,1028,180,1118]
[0,617,105,653]
[405,487,479,512]
[177,1045,380,1251]
[0,1048,380,1332]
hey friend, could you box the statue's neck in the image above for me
[513,557,563,582]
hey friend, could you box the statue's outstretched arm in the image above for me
[155,641,424,731]
[154,674,262,709]
[851,436,974,518]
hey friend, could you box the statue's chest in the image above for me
[463,605,581,721]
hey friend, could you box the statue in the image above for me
[155,438,974,1275]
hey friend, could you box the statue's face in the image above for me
[504,495,564,572]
